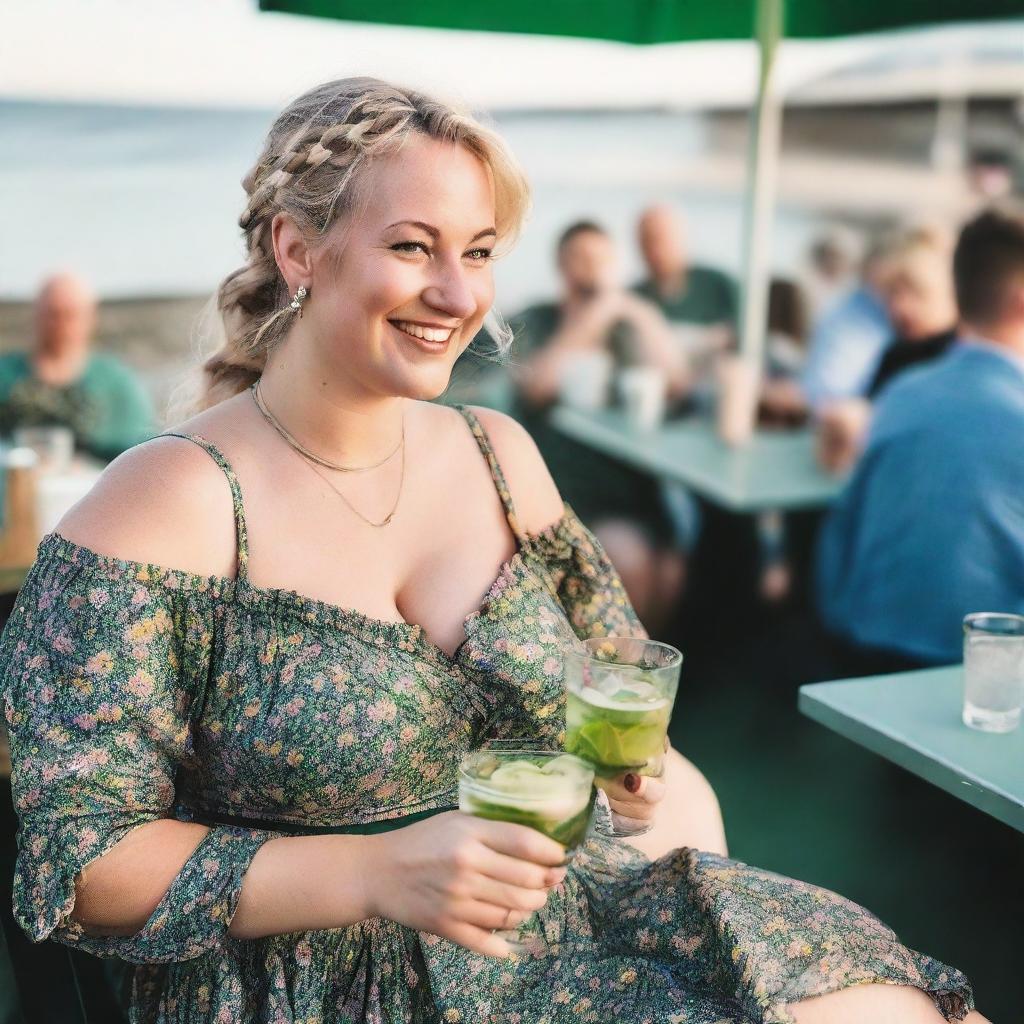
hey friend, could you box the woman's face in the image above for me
[303,134,497,401]
[881,258,955,340]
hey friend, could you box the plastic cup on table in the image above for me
[962,612,1024,733]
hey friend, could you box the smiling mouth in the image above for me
[389,319,456,343]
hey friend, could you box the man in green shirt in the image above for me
[0,275,156,462]
[633,204,737,336]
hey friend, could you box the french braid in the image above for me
[200,77,529,409]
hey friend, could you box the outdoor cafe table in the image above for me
[799,666,1024,833]
[549,406,844,513]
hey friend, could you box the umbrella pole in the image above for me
[735,0,784,438]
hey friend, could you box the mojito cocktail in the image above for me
[459,749,596,952]
[458,749,596,849]
[563,637,682,837]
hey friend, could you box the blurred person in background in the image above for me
[966,148,1016,205]
[513,220,689,633]
[802,225,862,326]
[759,277,811,427]
[755,279,812,605]
[816,226,958,474]
[800,237,893,411]
[0,274,156,463]
[632,204,736,396]
[816,206,1024,667]
[633,203,737,332]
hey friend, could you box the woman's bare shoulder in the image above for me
[464,405,565,534]
[55,411,243,579]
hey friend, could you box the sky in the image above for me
[0,0,936,112]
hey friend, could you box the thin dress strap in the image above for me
[454,405,528,547]
[159,432,250,581]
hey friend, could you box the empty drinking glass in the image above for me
[962,612,1024,733]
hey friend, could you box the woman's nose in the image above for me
[423,260,477,321]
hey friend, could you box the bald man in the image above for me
[633,205,737,332]
[0,274,155,462]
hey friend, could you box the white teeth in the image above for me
[392,320,453,343]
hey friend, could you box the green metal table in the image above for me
[549,407,844,512]
[799,666,1024,832]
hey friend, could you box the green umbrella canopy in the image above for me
[258,1,1022,44]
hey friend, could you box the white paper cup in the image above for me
[617,366,666,431]
[558,351,613,411]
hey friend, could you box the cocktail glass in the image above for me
[458,748,596,951]
[563,636,682,837]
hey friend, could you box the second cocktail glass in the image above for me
[562,636,682,838]
[458,748,596,951]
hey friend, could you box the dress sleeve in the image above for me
[533,506,648,642]
[0,549,275,963]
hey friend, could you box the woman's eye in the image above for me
[467,248,494,261]
[392,241,429,255]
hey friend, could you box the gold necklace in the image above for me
[251,381,403,473]
[251,383,405,529]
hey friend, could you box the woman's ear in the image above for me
[271,212,314,293]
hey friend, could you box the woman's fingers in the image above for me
[467,875,551,916]
[600,772,667,821]
[477,820,567,867]
[442,920,516,959]
[475,847,567,892]
[452,899,534,932]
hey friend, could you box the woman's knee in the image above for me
[788,983,953,1023]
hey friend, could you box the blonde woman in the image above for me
[2,79,981,1023]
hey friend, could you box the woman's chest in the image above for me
[181,558,581,822]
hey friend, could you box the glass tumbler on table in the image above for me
[962,612,1024,733]
[458,748,596,951]
[562,636,682,837]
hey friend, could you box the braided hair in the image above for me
[200,77,530,409]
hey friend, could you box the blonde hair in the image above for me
[198,77,531,410]
[878,224,955,298]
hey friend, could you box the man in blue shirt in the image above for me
[817,207,1024,664]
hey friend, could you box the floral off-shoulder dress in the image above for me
[1,406,972,1023]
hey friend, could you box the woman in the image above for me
[1,79,980,1023]
[816,226,958,475]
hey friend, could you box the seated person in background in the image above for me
[817,226,958,474]
[756,279,811,604]
[0,274,156,463]
[802,225,861,326]
[800,237,892,410]
[512,220,688,634]
[759,277,810,426]
[816,206,1024,666]
[632,203,736,392]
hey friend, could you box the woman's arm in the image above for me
[70,819,376,940]
[73,811,566,958]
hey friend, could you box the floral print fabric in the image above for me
[1,407,972,1021]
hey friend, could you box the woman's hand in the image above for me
[599,771,667,833]
[365,810,567,958]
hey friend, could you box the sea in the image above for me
[1,100,821,311]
